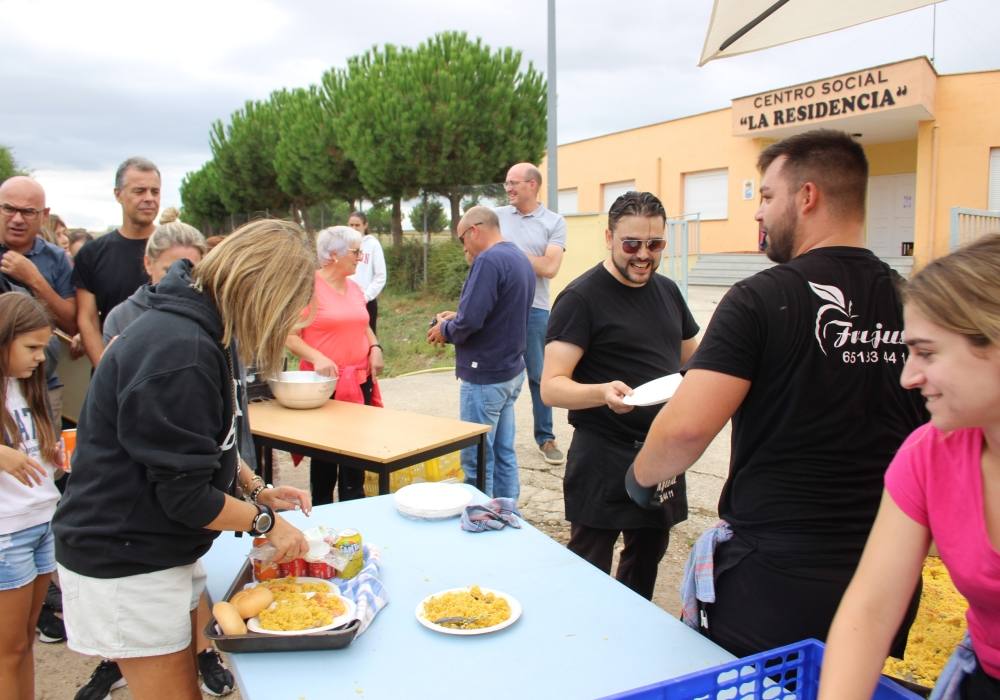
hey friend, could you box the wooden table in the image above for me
[248,400,490,494]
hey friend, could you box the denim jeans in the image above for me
[526,307,554,445]
[459,371,525,500]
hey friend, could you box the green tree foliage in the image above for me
[364,202,392,235]
[180,162,228,234]
[409,198,448,233]
[302,199,353,231]
[209,99,290,214]
[409,32,546,234]
[322,44,419,246]
[0,145,26,182]
[273,86,365,210]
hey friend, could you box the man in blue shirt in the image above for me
[427,206,535,500]
[0,176,77,418]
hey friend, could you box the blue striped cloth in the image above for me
[680,521,733,630]
[332,544,388,637]
[460,498,522,532]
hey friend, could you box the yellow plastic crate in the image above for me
[362,450,463,496]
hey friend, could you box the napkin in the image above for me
[460,498,522,532]
[679,520,732,630]
[332,544,388,637]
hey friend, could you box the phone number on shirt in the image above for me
[842,350,907,364]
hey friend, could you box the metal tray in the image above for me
[205,559,359,653]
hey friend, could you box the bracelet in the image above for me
[242,475,264,501]
[369,343,383,353]
[250,482,272,504]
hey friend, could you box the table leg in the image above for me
[378,470,389,496]
[262,447,274,484]
[476,435,486,492]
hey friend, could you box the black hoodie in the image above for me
[53,260,240,577]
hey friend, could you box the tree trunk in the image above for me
[391,197,403,247]
[448,192,462,239]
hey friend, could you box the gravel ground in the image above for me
[35,286,732,699]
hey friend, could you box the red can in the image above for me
[279,558,308,578]
[308,561,336,579]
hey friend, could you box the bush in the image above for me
[384,240,468,297]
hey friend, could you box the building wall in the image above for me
[916,71,1000,262]
[543,64,1000,284]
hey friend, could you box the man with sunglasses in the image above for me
[540,191,698,600]
[629,130,926,658]
[496,163,568,466]
[427,207,534,500]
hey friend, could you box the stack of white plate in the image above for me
[394,482,473,520]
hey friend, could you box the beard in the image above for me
[763,205,797,264]
[611,252,656,285]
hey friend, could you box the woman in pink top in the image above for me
[286,225,384,505]
[820,234,1000,700]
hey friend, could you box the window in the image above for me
[683,169,729,220]
[602,180,635,211]
[990,148,1000,211]
[557,188,579,215]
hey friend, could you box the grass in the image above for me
[377,289,457,377]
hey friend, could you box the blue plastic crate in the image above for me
[601,639,922,699]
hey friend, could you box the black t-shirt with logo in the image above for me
[687,247,927,547]
[547,263,700,444]
[71,229,150,325]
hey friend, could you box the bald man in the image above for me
[496,162,568,465]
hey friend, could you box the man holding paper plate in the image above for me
[541,191,698,600]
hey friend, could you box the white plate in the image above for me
[394,482,473,519]
[245,579,356,636]
[622,373,683,407]
[415,587,522,636]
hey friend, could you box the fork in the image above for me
[432,616,481,626]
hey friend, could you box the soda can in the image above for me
[308,561,336,579]
[279,558,308,578]
[334,529,364,579]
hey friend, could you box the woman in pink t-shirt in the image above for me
[286,225,384,505]
[820,234,1000,699]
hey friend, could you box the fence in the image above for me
[950,207,1000,250]
[659,214,701,300]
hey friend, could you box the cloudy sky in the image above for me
[2,0,998,230]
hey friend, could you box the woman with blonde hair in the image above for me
[820,233,1000,699]
[286,225,384,505]
[52,219,316,700]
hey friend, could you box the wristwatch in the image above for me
[248,504,275,537]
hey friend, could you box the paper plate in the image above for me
[415,587,521,636]
[245,579,356,636]
[394,482,473,519]
[622,373,683,407]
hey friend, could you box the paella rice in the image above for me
[422,585,511,629]
[254,577,347,631]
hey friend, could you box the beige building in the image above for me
[544,57,1000,295]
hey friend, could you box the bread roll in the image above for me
[233,586,274,619]
[213,602,247,635]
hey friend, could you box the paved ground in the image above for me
[36,285,733,699]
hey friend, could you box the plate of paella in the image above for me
[245,577,356,636]
[415,585,521,636]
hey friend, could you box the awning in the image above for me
[699,0,945,66]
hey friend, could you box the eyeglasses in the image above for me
[0,203,44,220]
[347,248,362,256]
[458,221,485,244]
[504,180,530,188]
[620,238,667,254]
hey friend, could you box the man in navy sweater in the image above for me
[428,206,535,500]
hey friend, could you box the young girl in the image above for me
[820,233,1000,699]
[0,293,61,700]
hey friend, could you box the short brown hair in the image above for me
[193,219,316,377]
[904,233,1000,348]
[757,129,868,221]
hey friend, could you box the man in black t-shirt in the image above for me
[74,157,160,365]
[542,191,699,600]
[631,130,926,657]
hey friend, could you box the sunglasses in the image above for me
[619,238,667,254]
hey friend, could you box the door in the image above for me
[866,174,916,258]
